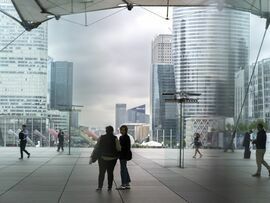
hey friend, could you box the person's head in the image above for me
[257,123,264,131]
[120,125,128,135]
[195,133,200,138]
[106,126,114,134]
[22,124,26,129]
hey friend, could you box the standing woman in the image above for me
[91,126,121,191]
[193,133,203,158]
[117,125,132,190]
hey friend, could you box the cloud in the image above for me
[48,7,171,127]
[48,7,270,128]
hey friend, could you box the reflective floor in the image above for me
[0,147,269,203]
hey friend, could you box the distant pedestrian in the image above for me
[90,126,121,191]
[243,130,251,159]
[57,129,64,152]
[192,133,203,158]
[116,125,132,190]
[252,123,270,177]
[19,124,30,159]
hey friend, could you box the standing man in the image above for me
[117,125,132,190]
[19,124,30,159]
[57,129,64,152]
[252,123,270,177]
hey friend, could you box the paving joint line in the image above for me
[131,153,189,203]
[0,153,59,197]
[57,154,81,203]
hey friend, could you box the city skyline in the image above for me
[1,3,270,128]
[47,8,270,128]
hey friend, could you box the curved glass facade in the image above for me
[0,1,48,117]
[173,7,250,118]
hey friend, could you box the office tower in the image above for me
[50,61,73,110]
[235,58,270,127]
[151,35,178,145]
[0,1,48,145]
[127,104,146,123]
[173,6,250,138]
[115,104,127,132]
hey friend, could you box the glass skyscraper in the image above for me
[115,104,127,133]
[0,1,48,146]
[173,6,250,139]
[0,0,48,117]
[127,104,146,123]
[151,35,178,146]
[235,58,270,127]
[50,61,73,111]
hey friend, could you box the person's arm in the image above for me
[127,136,131,150]
[89,137,101,164]
[115,138,121,152]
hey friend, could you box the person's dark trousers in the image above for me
[57,142,64,151]
[20,140,29,158]
[244,146,250,158]
[98,158,117,189]
[120,159,131,185]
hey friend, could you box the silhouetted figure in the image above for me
[116,125,132,190]
[224,131,235,152]
[19,124,30,159]
[192,133,203,158]
[243,130,252,159]
[91,126,121,191]
[57,130,64,152]
[252,123,270,177]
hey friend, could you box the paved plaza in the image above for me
[0,147,270,203]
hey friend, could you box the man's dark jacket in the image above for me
[253,129,267,149]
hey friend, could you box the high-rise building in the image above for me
[151,35,178,145]
[235,67,249,123]
[152,34,173,64]
[127,104,146,123]
[50,61,73,110]
[0,1,48,146]
[115,104,127,132]
[235,58,270,127]
[0,1,48,117]
[173,7,250,138]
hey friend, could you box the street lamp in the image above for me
[163,91,201,168]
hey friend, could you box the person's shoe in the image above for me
[252,173,261,177]
[96,188,102,191]
[57,150,59,152]
[125,184,130,189]
[107,187,112,191]
[199,154,203,158]
[18,157,23,160]
[116,185,127,190]
[27,154,30,158]
[268,170,270,176]
[193,155,196,158]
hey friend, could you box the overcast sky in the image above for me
[48,7,270,128]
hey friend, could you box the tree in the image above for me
[249,119,268,131]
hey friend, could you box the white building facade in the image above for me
[0,0,48,146]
